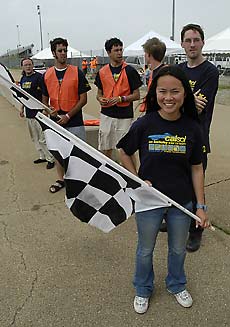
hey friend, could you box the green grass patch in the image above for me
[218,84,230,90]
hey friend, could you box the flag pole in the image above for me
[0,71,60,117]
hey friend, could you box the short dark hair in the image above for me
[146,65,198,121]
[50,37,68,53]
[21,57,33,66]
[181,24,204,42]
[105,38,123,52]
[142,37,166,62]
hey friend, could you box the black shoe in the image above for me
[34,158,47,164]
[46,161,55,169]
[186,234,202,252]
[159,222,167,232]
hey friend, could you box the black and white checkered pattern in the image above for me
[43,127,141,232]
[37,113,171,232]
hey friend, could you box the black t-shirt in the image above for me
[42,67,91,127]
[179,60,219,152]
[94,64,142,119]
[117,111,203,205]
[20,71,43,118]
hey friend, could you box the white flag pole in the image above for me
[0,71,60,117]
[36,112,214,230]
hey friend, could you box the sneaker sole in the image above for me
[167,289,193,308]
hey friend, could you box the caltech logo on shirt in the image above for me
[165,135,186,143]
[148,133,186,143]
[148,133,187,154]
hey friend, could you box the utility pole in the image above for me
[16,24,21,47]
[16,24,21,66]
[37,5,44,50]
[171,0,175,41]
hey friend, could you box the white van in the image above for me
[125,56,145,73]
[205,54,230,72]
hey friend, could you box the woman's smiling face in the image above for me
[156,75,186,120]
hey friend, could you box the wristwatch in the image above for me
[196,203,208,211]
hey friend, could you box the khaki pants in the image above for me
[98,113,133,151]
[27,118,54,162]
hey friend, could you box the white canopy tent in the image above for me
[203,27,230,53]
[32,46,87,59]
[124,30,182,56]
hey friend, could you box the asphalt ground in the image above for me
[0,82,229,326]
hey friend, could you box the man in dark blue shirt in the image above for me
[20,58,55,169]
[179,23,219,252]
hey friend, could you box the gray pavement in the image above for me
[0,92,229,327]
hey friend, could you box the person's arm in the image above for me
[42,94,49,107]
[194,89,208,113]
[41,74,55,116]
[96,88,110,106]
[194,67,219,115]
[119,149,137,176]
[57,93,87,125]
[119,149,152,186]
[191,163,209,228]
[108,88,140,106]
[19,104,24,117]
[41,94,55,117]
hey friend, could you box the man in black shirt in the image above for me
[20,58,55,169]
[179,23,219,252]
[95,37,142,159]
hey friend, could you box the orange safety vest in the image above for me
[44,65,79,112]
[82,60,88,70]
[90,59,97,69]
[139,71,153,112]
[99,62,131,108]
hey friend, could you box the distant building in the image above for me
[0,44,34,68]
[1,44,34,58]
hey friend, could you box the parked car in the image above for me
[125,56,145,73]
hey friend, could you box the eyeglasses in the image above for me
[183,38,202,44]
[57,49,68,53]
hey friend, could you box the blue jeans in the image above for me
[65,125,86,141]
[133,202,192,297]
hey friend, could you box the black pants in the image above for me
[189,152,207,236]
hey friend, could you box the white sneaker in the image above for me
[174,289,193,308]
[133,296,149,314]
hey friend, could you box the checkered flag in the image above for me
[37,113,204,233]
[39,120,143,232]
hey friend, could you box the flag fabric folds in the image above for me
[37,113,172,232]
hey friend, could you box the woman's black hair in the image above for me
[145,65,198,121]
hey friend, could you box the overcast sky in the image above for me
[1,0,229,55]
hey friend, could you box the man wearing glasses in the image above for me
[179,24,219,252]
[42,37,91,193]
